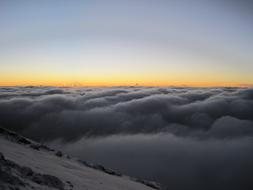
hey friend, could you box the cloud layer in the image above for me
[55,134,253,190]
[1,86,253,140]
[0,86,253,189]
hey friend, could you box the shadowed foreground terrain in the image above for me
[0,127,160,190]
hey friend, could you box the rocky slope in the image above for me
[0,127,160,190]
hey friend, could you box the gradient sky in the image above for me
[0,0,253,86]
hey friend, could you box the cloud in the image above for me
[0,86,253,189]
[52,134,253,190]
[209,116,253,138]
[0,87,253,141]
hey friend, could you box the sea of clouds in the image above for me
[0,86,253,190]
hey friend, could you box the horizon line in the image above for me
[0,84,252,88]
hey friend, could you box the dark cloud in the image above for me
[0,86,71,99]
[0,86,253,189]
[0,87,253,140]
[53,134,253,190]
[210,116,253,138]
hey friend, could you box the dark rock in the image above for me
[17,137,32,145]
[30,144,54,152]
[134,179,161,190]
[56,151,63,157]
[30,144,40,150]
[32,174,64,190]
[0,151,64,190]
[66,180,74,187]
[22,167,34,177]
[66,155,71,159]
[0,169,25,186]
[0,152,5,160]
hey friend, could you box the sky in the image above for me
[0,0,253,87]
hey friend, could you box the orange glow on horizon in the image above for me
[1,70,252,88]
[0,80,251,88]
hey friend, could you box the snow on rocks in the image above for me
[0,127,161,190]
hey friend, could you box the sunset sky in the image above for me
[0,0,253,87]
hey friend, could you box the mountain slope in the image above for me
[0,127,160,190]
